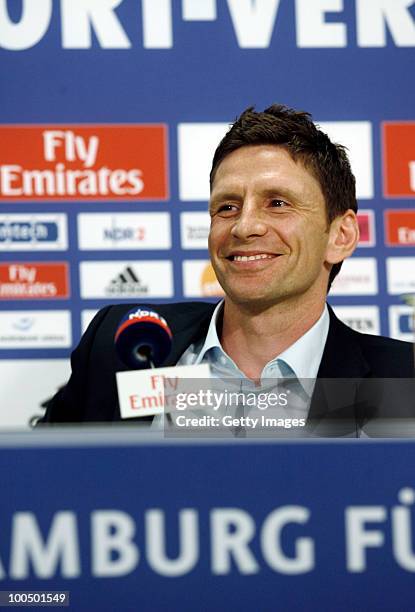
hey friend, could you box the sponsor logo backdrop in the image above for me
[0,1,414,421]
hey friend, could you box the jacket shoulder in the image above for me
[90,301,217,336]
[323,307,414,378]
[349,327,414,376]
[39,301,217,423]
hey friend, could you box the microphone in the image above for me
[114,307,172,369]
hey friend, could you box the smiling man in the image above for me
[40,105,414,433]
[208,130,358,382]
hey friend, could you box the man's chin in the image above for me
[223,289,284,311]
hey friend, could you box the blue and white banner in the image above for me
[0,436,415,610]
[0,0,414,423]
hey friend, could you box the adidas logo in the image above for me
[106,266,149,295]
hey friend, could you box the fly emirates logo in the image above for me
[0,263,69,299]
[0,125,168,201]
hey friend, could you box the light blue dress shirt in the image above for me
[181,300,329,381]
[153,301,329,430]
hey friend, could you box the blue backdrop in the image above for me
[0,0,414,363]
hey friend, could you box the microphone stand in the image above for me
[135,345,172,426]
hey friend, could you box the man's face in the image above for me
[208,144,335,309]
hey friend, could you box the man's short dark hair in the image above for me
[210,104,357,288]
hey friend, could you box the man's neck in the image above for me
[220,297,326,381]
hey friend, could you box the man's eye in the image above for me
[270,199,287,208]
[217,203,237,213]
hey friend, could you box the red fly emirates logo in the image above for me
[0,263,69,299]
[0,125,168,201]
[385,210,415,246]
[383,122,415,198]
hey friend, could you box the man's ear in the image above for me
[325,210,360,265]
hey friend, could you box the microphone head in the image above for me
[114,307,172,369]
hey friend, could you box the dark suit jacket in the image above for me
[40,302,415,435]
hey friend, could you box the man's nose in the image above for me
[230,204,267,240]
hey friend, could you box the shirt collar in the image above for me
[194,300,226,363]
[273,305,329,380]
[195,300,330,380]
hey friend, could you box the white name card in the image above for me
[116,364,211,419]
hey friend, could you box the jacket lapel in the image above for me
[161,304,216,366]
[307,306,371,433]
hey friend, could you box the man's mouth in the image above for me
[227,253,278,261]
